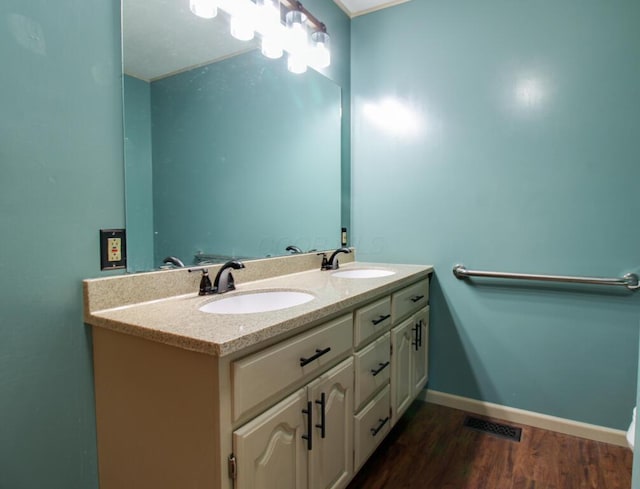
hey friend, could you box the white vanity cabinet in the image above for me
[233,358,354,489]
[351,277,430,469]
[88,268,431,489]
[390,306,430,424]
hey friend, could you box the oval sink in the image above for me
[332,269,395,279]
[199,290,315,314]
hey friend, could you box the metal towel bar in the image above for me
[453,264,639,291]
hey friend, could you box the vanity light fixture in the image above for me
[190,0,330,73]
[189,0,218,19]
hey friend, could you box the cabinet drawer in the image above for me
[354,385,391,472]
[232,314,353,422]
[354,296,391,349]
[354,332,390,411]
[391,279,429,323]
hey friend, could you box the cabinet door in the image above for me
[390,317,413,425]
[412,307,430,397]
[233,389,309,489]
[307,358,354,489]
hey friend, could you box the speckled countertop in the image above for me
[84,257,433,357]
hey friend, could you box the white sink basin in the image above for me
[331,269,395,279]
[199,290,315,314]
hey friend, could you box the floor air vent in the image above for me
[463,416,522,442]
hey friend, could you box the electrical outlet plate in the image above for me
[100,229,127,270]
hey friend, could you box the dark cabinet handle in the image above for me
[315,392,326,439]
[410,294,425,303]
[300,347,331,367]
[370,361,390,377]
[371,314,391,325]
[370,416,390,436]
[302,401,313,450]
[412,320,423,351]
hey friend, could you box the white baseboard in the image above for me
[419,389,629,448]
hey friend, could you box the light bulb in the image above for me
[190,0,217,19]
[230,14,254,41]
[287,53,307,74]
[262,35,283,59]
[256,0,281,30]
[257,0,282,59]
[285,10,308,54]
[310,31,330,69]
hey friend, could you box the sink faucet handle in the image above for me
[317,252,329,270]
[189,268,213,295]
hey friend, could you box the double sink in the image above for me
[199,268,396,315]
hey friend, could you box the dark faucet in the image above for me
[189,267,213,295]
[321,247,351,270]
[213,260,245,294]
[163,256,185,268]
[286,245,303,254]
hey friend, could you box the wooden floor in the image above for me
[347,402,633,489]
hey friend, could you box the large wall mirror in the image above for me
[122,0,343,272]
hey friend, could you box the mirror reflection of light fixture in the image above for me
[257,0,283,59]
[189,0,330,74]
[190,0,217,19]
[230,1,255,41]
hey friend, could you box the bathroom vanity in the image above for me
[84,253,433,489]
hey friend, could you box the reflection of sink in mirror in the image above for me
[331,269,395,279]
[199,291,315,315]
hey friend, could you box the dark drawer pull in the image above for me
[371,314,391,325]
[370,416,390,436]
[412,319,423,351]
[315,392,326,439]
[410,294,425,303]
[301,401,312,450]
[370,361,390,377]
[300,347,332,367]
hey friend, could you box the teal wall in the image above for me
[151,51,342,264]
[351,0,640,429]
[124,75,154,271]
[0,1,124,488]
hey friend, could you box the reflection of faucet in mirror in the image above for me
[163,256,185,268]
[320,247,351,271]
[213,260,245,294]
[286,245,303,254]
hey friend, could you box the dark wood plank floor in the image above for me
[347,402,632,489]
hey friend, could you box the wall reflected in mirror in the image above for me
[122,0,342,272]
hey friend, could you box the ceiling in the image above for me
[123,0,411,81]
[334,0,411,17]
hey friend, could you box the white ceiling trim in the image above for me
[332,0,413,18]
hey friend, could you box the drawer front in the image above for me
[354,385,391,472]
[354,332,391,411]
[391,279,429,323]
[232,314,353,422]
[354,296,392,349]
